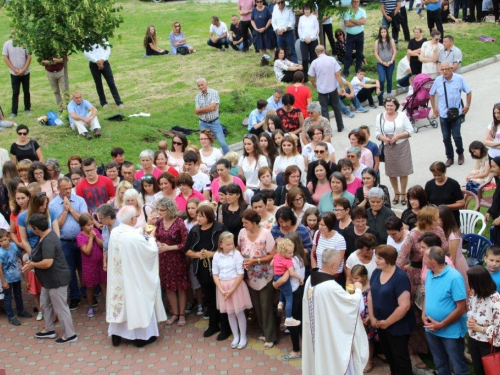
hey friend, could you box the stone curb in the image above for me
[229,54,500,154]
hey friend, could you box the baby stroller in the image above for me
[402,73,438,133]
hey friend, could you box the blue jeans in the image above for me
[425,332,469,375]
[199,118,229,155]
[276,30,297,63]
[4,281,25,319]
[273,274,293,318]
[376,62,395,95]
[61,239,82,301]
[207,37,229,50]
[439,116,464,159]
[343,31,364,77]
[339,88,363,113]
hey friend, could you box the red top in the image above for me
[286,84,312,118]
[76,175,116,214]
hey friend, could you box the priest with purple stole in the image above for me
[302,248,369,375]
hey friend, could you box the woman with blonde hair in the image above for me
[16,159,32,186]
[143,24,169,55]
[109,180,133,210]
[169,21,195,55]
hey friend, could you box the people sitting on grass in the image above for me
[144,24,169,56]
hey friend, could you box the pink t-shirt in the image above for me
[308,181,332,206]
[273,253,294,276]
[134,167,163,180]
[346,177,363,195]
[174,189,205,211]
[210,176,246,202]
[239,0,255,21]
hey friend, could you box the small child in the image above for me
[0,229,33,325]
[484,245,500,292]
[76,214,107,318]
[272,239,303,327]
[225,152,240,176]
[301,207,320,241]
[212,232,253,349]
[141,175,160,206]
[351,264,378,373]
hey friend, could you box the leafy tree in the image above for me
[7,0,123,98]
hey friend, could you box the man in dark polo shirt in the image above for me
[41,57,66,112]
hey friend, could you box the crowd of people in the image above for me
[1,0,500,373]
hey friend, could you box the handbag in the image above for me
[482,342,500,375]
[176,46,189,55]
[443,79,459,121]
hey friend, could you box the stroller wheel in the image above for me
[413,124,419,133]
[431,120,438,128]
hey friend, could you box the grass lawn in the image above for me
[0,0,499,168]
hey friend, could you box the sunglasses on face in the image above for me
[18,132,28,135]
[314,150,325,154]
[173,141,183,146]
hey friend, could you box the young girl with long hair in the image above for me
[143,24,169,55]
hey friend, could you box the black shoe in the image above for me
[216,330,231,341]
[69,299,80,311]
[458,154,465,165]
[55,335,78,344]
[33,307,39,313]
[9,317,21,326]
[337,127,344,133]
[203,326,221,338]
[35,330,57,339]
[93,297,98,307]
[94,290,102,297]
[445,158,454,168]
[135,336,157,348]
[18,311,33,318]
[111,335,122,347]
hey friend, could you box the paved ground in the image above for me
[0,293,393,375]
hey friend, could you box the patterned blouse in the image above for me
[277,107,302,134]
[467,292,500,347]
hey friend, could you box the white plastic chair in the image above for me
[460,209,486,236]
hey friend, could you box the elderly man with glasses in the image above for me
[430,61,472,167]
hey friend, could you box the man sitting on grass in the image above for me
[67,92,101,140]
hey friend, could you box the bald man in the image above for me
[67,92,101,140]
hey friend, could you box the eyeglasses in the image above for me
[256,1,263,3]
[293,196,304,202]
[440,67,451,71]
[347,155,356,158]
[334,208,346,212]
[36,192,47,198]
[141,175,155,182]
[173,141,183,146]
[34,171,44,176]
[314,150,325,154]
[18,132,28,135]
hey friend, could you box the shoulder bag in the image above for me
[482,338,499,375]
[443,79,459,121]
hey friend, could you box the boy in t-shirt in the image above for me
[484,245,500,292]
[350,68,382,108]
[183,151,210,200]
[0,229,33,326]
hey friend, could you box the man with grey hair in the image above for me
[266,88,284,111]
[366,187,396,244]
[67,92,101,140]
[107,205,167,348]
[302,248,368,374]
[194,78,229,155]
[308,45,346,132]
[437,35,462,74]
[50,176,88,310]
[422,246,468,375]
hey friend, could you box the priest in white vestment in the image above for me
[302,248,368,375]
[106,206,167,347]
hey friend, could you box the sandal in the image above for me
[166,314,179,325]
[392,193,400,206]
[400,193,407,206]
[177,315,186,326]
[363,360,374,373]
[264,342,274,349]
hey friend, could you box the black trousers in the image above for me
[89,60,123,106]
[356,87,376,106]
[468,337,497,375]
[281,70,296,83]
[378,330,412,375]
[322,23,335,53]
[318,90,344,131]
[427,9,444,38]
[299,40,318,79]
[399,7,411,41]
[468,0,483,21]
[200,280,230,333]
[11,73,31,115]
[289,285,304,352]
[240,20,252,51]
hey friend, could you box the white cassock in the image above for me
[302,270,368,375]
[106,223,167,339]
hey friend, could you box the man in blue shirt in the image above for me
[423,246,469,375]
[267,89,283,110]
[67,92,102,140]
[49,177,88,310]
[429,61,472,167]
[247,99,268,135]
[343,0,367,77]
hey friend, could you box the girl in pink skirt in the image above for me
[212,231,253,349]
[77,214,107,318]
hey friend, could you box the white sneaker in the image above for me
[36,312,43,321]
[284,318,301,327]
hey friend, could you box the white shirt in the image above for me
[0,148,9,178]
[290,256,306,292]
[273,154,307,185]
[353,162,368,179]
[201,148,223,171]
[212,250,245,280]
[238,155,269,189]
[397,56,411,80]
[350,76,373,95]
[209,22,228,38]
[298,14,319,41]
[421,41,444,75]
[345,251,377,280]
[191,171,211,193]
[387,233,408,253]
[84,42,111,63]
[272,5,295,31]
[487,122,500,158]
[302,142,335,163]
[314,231,346,274]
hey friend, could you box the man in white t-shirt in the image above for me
[350,68,381,108]
[207,16,229,51]
[183,151,211,200]
[396,55,412,89]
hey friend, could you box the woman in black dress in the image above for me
[251,0,276,56]
[406,27,427,75]
[10,125,44,163]
[220,183,247,246]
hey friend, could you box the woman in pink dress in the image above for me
[154,197,189,326]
